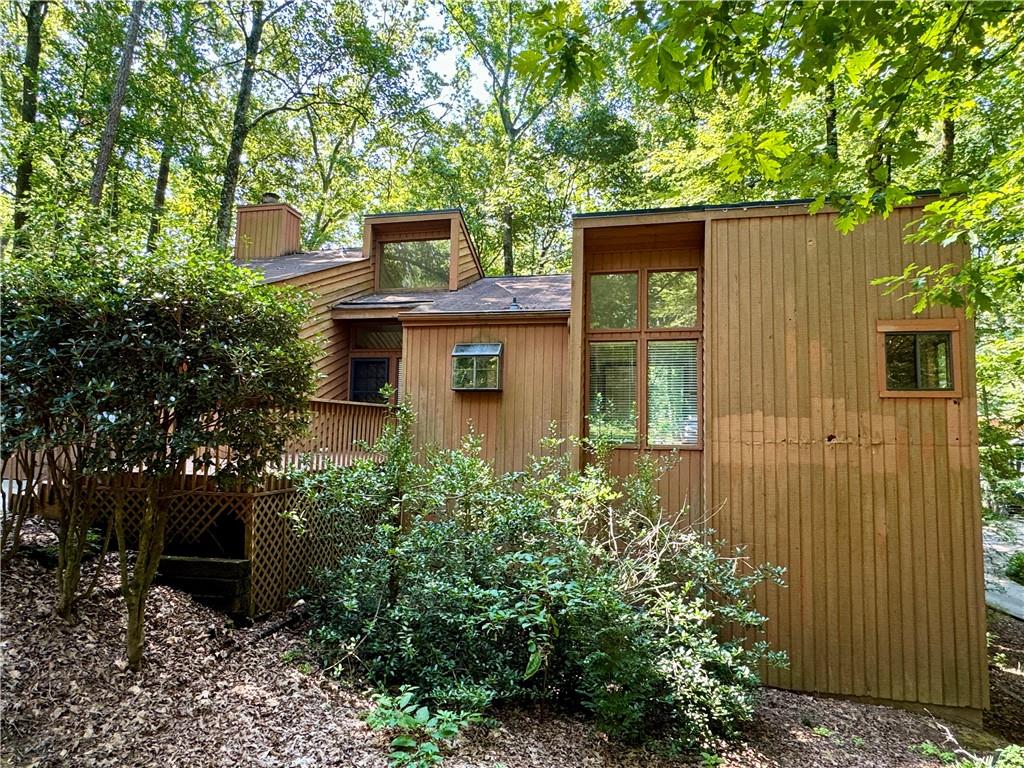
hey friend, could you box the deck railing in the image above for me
[2,399,392,486]
[278,398,392,472]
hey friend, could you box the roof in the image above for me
[335,290,444,309]
[236,248,364,282]
[363,208,463,219]
[404,275,571,315]
[572,190,941,220]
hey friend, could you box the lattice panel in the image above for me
[83,482,251,549]
[247,489,376,616]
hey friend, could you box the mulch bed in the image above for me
[2,519,1019,767]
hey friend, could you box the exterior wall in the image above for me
[235,204,302,260]
[703,206,986,711]
[402,318,570,474]
[280,259,374,399]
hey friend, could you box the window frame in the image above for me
[876,319,962,399]
[350,350,402,404]
[451,342,503,392]
[584,267,703,450]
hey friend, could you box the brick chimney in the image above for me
[234,193,302,260]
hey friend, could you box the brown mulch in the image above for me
[1,519,1019,767]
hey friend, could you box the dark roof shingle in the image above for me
[236,248,364,282]
[405,275,570,315]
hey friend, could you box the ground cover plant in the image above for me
[293,406,786,761]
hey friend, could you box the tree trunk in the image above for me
[502,204,514,275]
[12,0,47,246]
[941,118,955,179]
[145,139,172,252]
[215,0,266,249]
[89,0,144,207]
[118,476,169,671]
[824,80,838,162]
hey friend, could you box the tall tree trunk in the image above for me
[89,0,144,207]
[215,0,266,249]
[502,205,513,275]
[12,0,48,246]
[824,80,838,162]
[145,139,172,252]
[941,117,955,179]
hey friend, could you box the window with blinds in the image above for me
[587,341,637,443]
[647,340,699,445]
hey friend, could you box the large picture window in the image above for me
[586,268,701,448]
[589,273,638,329]
[379,239,450,290]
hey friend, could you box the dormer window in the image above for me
[379,239,450,291]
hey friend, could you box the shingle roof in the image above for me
[404,275,571,315]
[235,248,364,282]
[336,290,443,308]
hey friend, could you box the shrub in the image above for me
[300,409,785,753]
[2,230,318,667]
[1006,551,1024,586]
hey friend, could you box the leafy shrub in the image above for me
[301,408,785,753]
[1006,551,1024,586]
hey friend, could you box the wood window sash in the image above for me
[584,267,704,450]
[875,318,963,398]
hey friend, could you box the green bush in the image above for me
[1006,551,1024,586]
[301,410,785,753]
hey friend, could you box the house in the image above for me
[234,194,987,722]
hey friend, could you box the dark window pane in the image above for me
[884,332,953,390]
[885,334,918,389]
[590,273,638,329]
[918,333,952,389]
[380,240,449,290]
[588,341,637,443]
[351,358,389,403]
[648,340,699,445]
[648,271,698,328]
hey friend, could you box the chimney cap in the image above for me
[260,192,281,204]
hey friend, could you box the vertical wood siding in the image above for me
[282,260,374,399]
[705,208,987,710]
[234,204,301,260]
[403,321,570,473]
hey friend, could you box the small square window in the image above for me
[452,343,502,390]
[877,320,960,398]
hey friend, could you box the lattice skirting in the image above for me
[43,478,369,617]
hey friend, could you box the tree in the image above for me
[442,0,566,274]
[11,0,48,247]
[88,0,144,207]
[1,224,319,667]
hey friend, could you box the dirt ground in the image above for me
[2,521,1020,768]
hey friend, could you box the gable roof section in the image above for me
[236,248,364,283]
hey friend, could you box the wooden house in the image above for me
[235,195,987,721]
